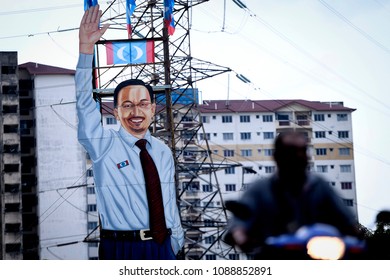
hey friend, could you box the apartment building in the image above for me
[1,52,23,259]
[193,99,358,259]
[18,61,89,260]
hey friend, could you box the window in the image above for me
[276,113,290,126]
[222,133,234,140]
[222,115,232,123]
[240,115,250,123]
[276,113,289,120]
[181,116,193,122]
[341,182,352,190]
[229,254,240,260]
[3,144,19,153]
[223,150,234,157]
[20,120,34,135]
[264,149,274,156]
[340,165,352,173]
[5,203,20,212]
[199,133,210,140]
[4,124,18,133]
[240,149,252,157]
[314,114,325,121]
[225,167,235,174]
[316,165,328,173]
[88,222,98,230]
[205,235,215,244]
[343,199,354,207]
[87,169,94,177]
[1,65,16,74]
[2,85,17,94]
[202,184,213,192]
[5,243,21,253]
[106,117,117,125]
[225,184,236,191]
[183,181,200,192]
[316,148,327,155]
[263,115,273,122]
[88,242,98,248]
[5,184,19,193]
[314,131,326,138]
[265,166,276,174]
[240,132,251,140]
[205,254,216,260]
[87,204,97,212]
[20,98,34,115]
[339,148,350,156]
[4,164,19,173]
[2,105,18,114]
[87,187,95,194]
[338,131,349,138]
[201,116,210,123]
[337,114,348,121]
[263,132,274,139]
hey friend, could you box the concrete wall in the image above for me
[34,74,88,260]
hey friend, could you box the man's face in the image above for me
[114,85,155,138]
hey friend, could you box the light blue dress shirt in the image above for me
[75,53,184,253]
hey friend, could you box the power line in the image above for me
[0,27,79,40]
[194,2,390,118]
[0,3,81,16]
[318,0,390,55]
[244,7,390,113]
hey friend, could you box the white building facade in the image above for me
[194,99,358,259]
[18,62,89,260]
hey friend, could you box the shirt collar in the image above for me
[118,127,153,148]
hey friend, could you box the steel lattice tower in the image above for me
[90,0,237,259]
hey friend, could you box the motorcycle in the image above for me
[263,223,366,260]
[224,200,366,259]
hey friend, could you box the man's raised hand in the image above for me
[79,5,109,54]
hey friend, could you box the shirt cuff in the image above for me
[77,53,94,69]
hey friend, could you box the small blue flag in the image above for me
[84,0,98,10]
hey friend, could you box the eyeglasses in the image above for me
[117,101,152,111]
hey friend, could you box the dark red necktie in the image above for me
[135,139,168,244]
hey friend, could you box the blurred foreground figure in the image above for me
[224,130,359,259]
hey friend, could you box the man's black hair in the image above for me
[113,79,154,107]
[274,130,308,152]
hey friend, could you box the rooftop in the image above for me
[198,99,355,113]
[18,62,75,76]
